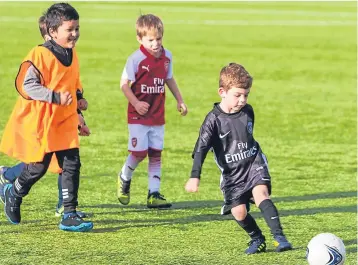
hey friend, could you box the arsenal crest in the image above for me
[131,137,137,148]
[164,61,170,72]
[247,121,253,134]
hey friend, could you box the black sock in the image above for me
[236,213,263,239]
[258,199,283,236]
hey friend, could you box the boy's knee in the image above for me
[131,151,147,162]
[252,185,270,206]
[231,204,247,221]
[63,157,81,173]
[28,162,48,177]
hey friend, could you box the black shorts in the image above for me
[220,165,272,215]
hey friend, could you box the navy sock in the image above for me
[258,199,283,236]
[236,213,263,239]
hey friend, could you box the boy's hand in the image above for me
[185,178,200,192]
[177,102,188,116]
[60,91,73,105]
[78,98,88,110]
[78,114,85,127]
[79,125,90,136]
[134,101,150,115]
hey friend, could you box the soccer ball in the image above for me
[306,233,346,265]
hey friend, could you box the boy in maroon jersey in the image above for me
[117,14,188,208]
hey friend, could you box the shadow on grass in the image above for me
[86,191,357,211]
[346,245,357,254]
[84,190,357,233]
[344,238,358,254]
[273,191,357,203]
[344,239,357,246]
[1,203,356,234]
[0,219,59,234]
[90,205,356,233]
[86,200,221,211]
[1,191,355,234]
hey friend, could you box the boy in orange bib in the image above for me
[0,3,93,232]
[0,15,90,219]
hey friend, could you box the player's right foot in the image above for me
[0,166,11,204]
[59,212,93,232]
[274,235,292,252]
[4,184,22,224]
[117,175,131,205]
[245,236,266,254]
[147,191,172,209]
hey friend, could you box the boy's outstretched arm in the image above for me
[23,65,72,105]
[120,78,150,115]
[166,77,188,116]
[185,114,215,192]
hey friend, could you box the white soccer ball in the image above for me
[306,233,346,265]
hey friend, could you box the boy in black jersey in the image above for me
[185,63,292,254]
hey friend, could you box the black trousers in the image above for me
[12,148,81,213]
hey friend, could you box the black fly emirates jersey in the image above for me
[191,103,271,203]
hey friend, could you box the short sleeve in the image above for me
[166,57,173,79]
[121,56,136,82]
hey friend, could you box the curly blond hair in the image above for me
[219,63,253,91]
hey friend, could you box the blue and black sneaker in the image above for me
[245,236,266,254]
[59,212,93,232]
[0,166,10,204]
[3,184,22,224]
[274,235,292,252]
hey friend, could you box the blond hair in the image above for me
[136,14,164,38]
[219,63,253,91]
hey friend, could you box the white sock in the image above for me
[148,156,161,193]
[120,154,144,181]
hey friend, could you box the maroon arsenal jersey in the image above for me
[121,45,173,125]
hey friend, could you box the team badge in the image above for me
[164,61,170,72]
[131,137,137,148]
[247,121,253,134]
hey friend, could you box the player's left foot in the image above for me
[245,236,266,254]
[274,235,292,252]
[59,212,93,232]
[147,191,172,209]
[0,166,11,204]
